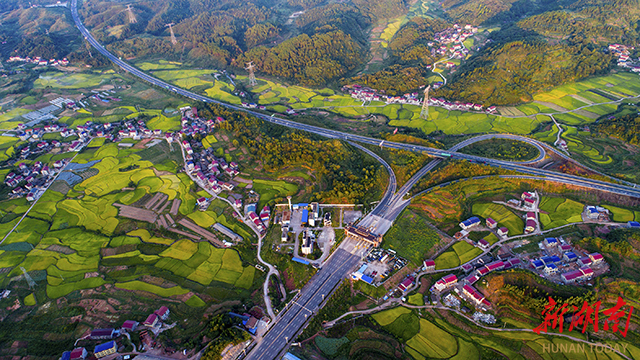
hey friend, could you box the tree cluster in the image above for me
[202,104,384,204]
[351,0,407,21]
[518,9,638,44]
[345,66,429,96]
[236,30,363,86]
[594,114,640,146]
[200,314,250,360]
[436,40,613,105]
[388,17,450,66]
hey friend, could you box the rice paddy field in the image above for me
[538,197,584,229]
[0,140,259,307]
[602,205,640,223]
[387,106,544,135]
[315,305,639,360]
[434,240,482,270]
[33,71,120,89]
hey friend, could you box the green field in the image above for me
[435,240,482,270]
[406,318,458,359]
[473,202,524,235]
[539,197,584,229]
[434,251,460,270]
[603,205,640,222]
[115,281,190,297]
[372,306,412,326]
[383,210,442,265]
[252,179,298,206]
[0,139,260,307]
[407,293,424,306]
[34,71,118,89]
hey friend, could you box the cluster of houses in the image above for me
[240,102,268,111]
[352,248,408,286]
[583,205,611,222]
[341,85,422,106]
[530,237,605,284]
[59,306,170,360]
[6,56,69,67]
[341,85,497,114]
[429,256,522,311]
[427,97,496,114]
[247,204,270,235]
[89,90,121,104]
[456,216,509,243]
[280,202,324,255]
[429,24,478,59]
[5,158,68,200]
[176,107,241,196]
[609,44,640,72]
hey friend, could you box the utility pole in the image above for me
[166,23,177,45]
[245,61,257,87]
[420,85,431,120]
[126,4,137,24]
[20,267,36,289]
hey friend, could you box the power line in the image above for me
[126,4,137,24]
[20,267,36,289]
[245,61,257,87]
[420,85,431,120]
[166,23,177,45]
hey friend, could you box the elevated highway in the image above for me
[67,2,640,358]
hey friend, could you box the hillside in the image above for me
[436,40,613,105]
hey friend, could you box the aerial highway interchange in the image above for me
[68,0,640,358]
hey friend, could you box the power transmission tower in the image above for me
[245,62,257,87]
[126,4,137,24]
[20,267,36,289]
[166,23,177,45]
[420,85,431,120]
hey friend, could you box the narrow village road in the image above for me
[0,148,82,245]
[176,142,281,321]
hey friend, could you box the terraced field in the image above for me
[0,140,258,307]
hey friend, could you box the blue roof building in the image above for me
[292,257,310,265]
[301,209,309,224]
[94,341,117,358]
[629,221,640,228]
[545,263,559,274]
[541,255,561,265]
[531,260,544,269]
[459,216,481,230]
[564,252,578,261]
[361,275,374,284]
[247,203,257,213]
[61,351,71,360]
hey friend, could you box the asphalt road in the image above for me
[245,248,361,360]
[69,0,640,201]
[67,3,640,358]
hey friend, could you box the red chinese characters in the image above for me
[533,296,633,337]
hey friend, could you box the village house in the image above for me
[459,216,480,230]
[69,348,87,360]
[121,320,138,332]
[423,260,436,272]
[94,341,117,358]
[432,274,458,292]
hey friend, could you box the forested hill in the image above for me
[435,41,613,105]
[68,0,407,86]
[428,0,635,105]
